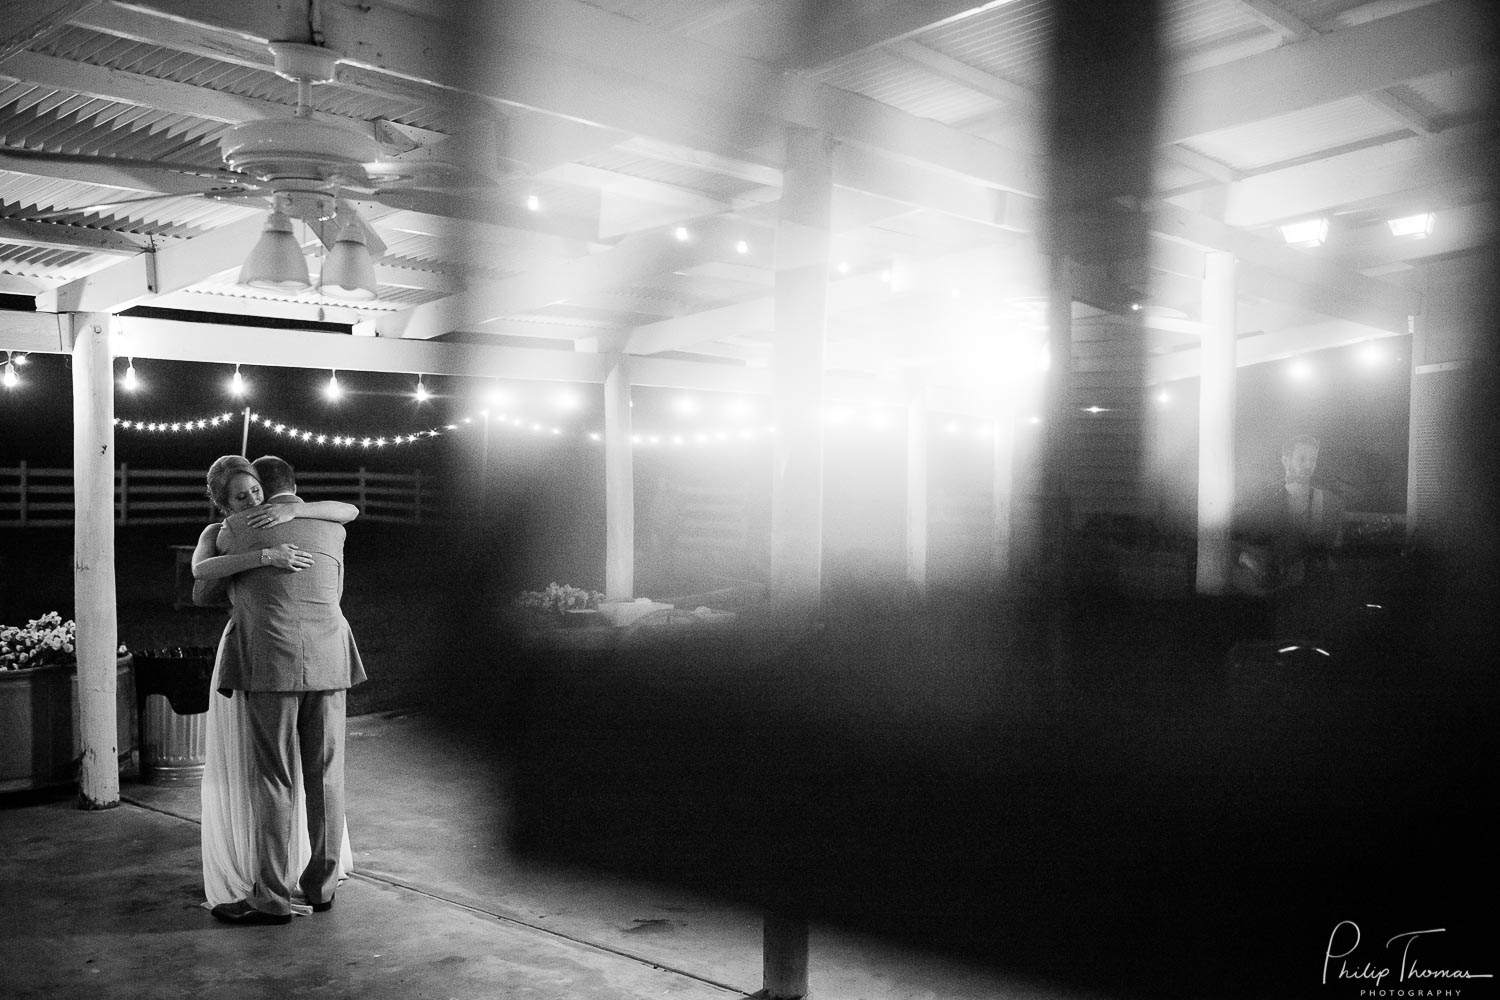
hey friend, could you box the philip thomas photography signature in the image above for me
[1324,921,1494,990]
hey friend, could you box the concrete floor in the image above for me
[0,710,1087,1000]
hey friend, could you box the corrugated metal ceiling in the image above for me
[1161,0,1273,51]
[915,0,1053,92]
[33,26,448,133]
[575,149,764,202]
[0,242,103,278]
[813,46,1003,125]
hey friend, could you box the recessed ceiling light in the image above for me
[1386,213,1434,238]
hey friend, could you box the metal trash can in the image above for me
[133,646,215,785]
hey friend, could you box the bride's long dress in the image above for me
[200,626,355,911]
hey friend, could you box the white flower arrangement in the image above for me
[0,612,127,671]
[514,583,605,616]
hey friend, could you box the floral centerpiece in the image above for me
[514,583,605,617]
[1,612,129,670]
[2,613,134,792]
[1,612,77,670]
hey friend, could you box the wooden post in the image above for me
[1196,251,1237,595]
[117,462,128,525]
[904,385,929,596]
[770,127,835,618]
[1039,253,1075,577]
[71,313,119,809]
[991,405,1017,580]
[762,911,809,999]
[603,354,635,601]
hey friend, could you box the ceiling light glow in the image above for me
[1386,212,1433,238]
[1280,218,1329,248]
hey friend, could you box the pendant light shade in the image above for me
[319,225,378,301]
[239,211,310,290]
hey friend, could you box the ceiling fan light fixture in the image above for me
[239,210,310,290]
[319,225,378,301]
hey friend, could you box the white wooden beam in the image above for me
[831,143,1040,230]
[1215,122,1496,227]
[113,313,610,381]
[1159,0,1495,144]
[35,215,267,313]
[1150,318,1402,382]
[1150,201,1410,330]
[1,307,942,404]
[0,309,70,353]
[0,217,148,255]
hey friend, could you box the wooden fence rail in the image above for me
[0,464,436,527]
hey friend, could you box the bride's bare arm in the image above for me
[236,500,359,530]
[192,522,313,580]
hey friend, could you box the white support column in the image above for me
[603,354,635,601]
[71,313,119,809]
[762,912,810,1000]
[991,400,1017,580]
[1196,251,1238,595]
[1030,254,1074,581]
[904,385,929,596]
[769,127,835,618]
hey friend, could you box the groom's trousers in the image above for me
[241,689,347,915]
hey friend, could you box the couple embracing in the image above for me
[191,453,366,925]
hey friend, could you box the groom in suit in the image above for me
[210,455,366,925]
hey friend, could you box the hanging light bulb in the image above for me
[325,369,343,401]
[415,374,431,403]
[229,364,246,397]
[2,355,17,389]
[122,358,139,391]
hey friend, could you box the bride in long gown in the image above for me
[190,455,359,912]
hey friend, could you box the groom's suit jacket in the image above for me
[215,496,366,693]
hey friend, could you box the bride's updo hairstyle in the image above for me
[205,455,257,515]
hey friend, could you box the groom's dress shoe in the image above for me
[211,900,291,926]
[311,897,334,913]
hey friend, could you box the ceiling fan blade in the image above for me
[0,146,252,185]
[22,187,267,222]
[24,192,198,220]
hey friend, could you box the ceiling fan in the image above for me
[2,41,514,281]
